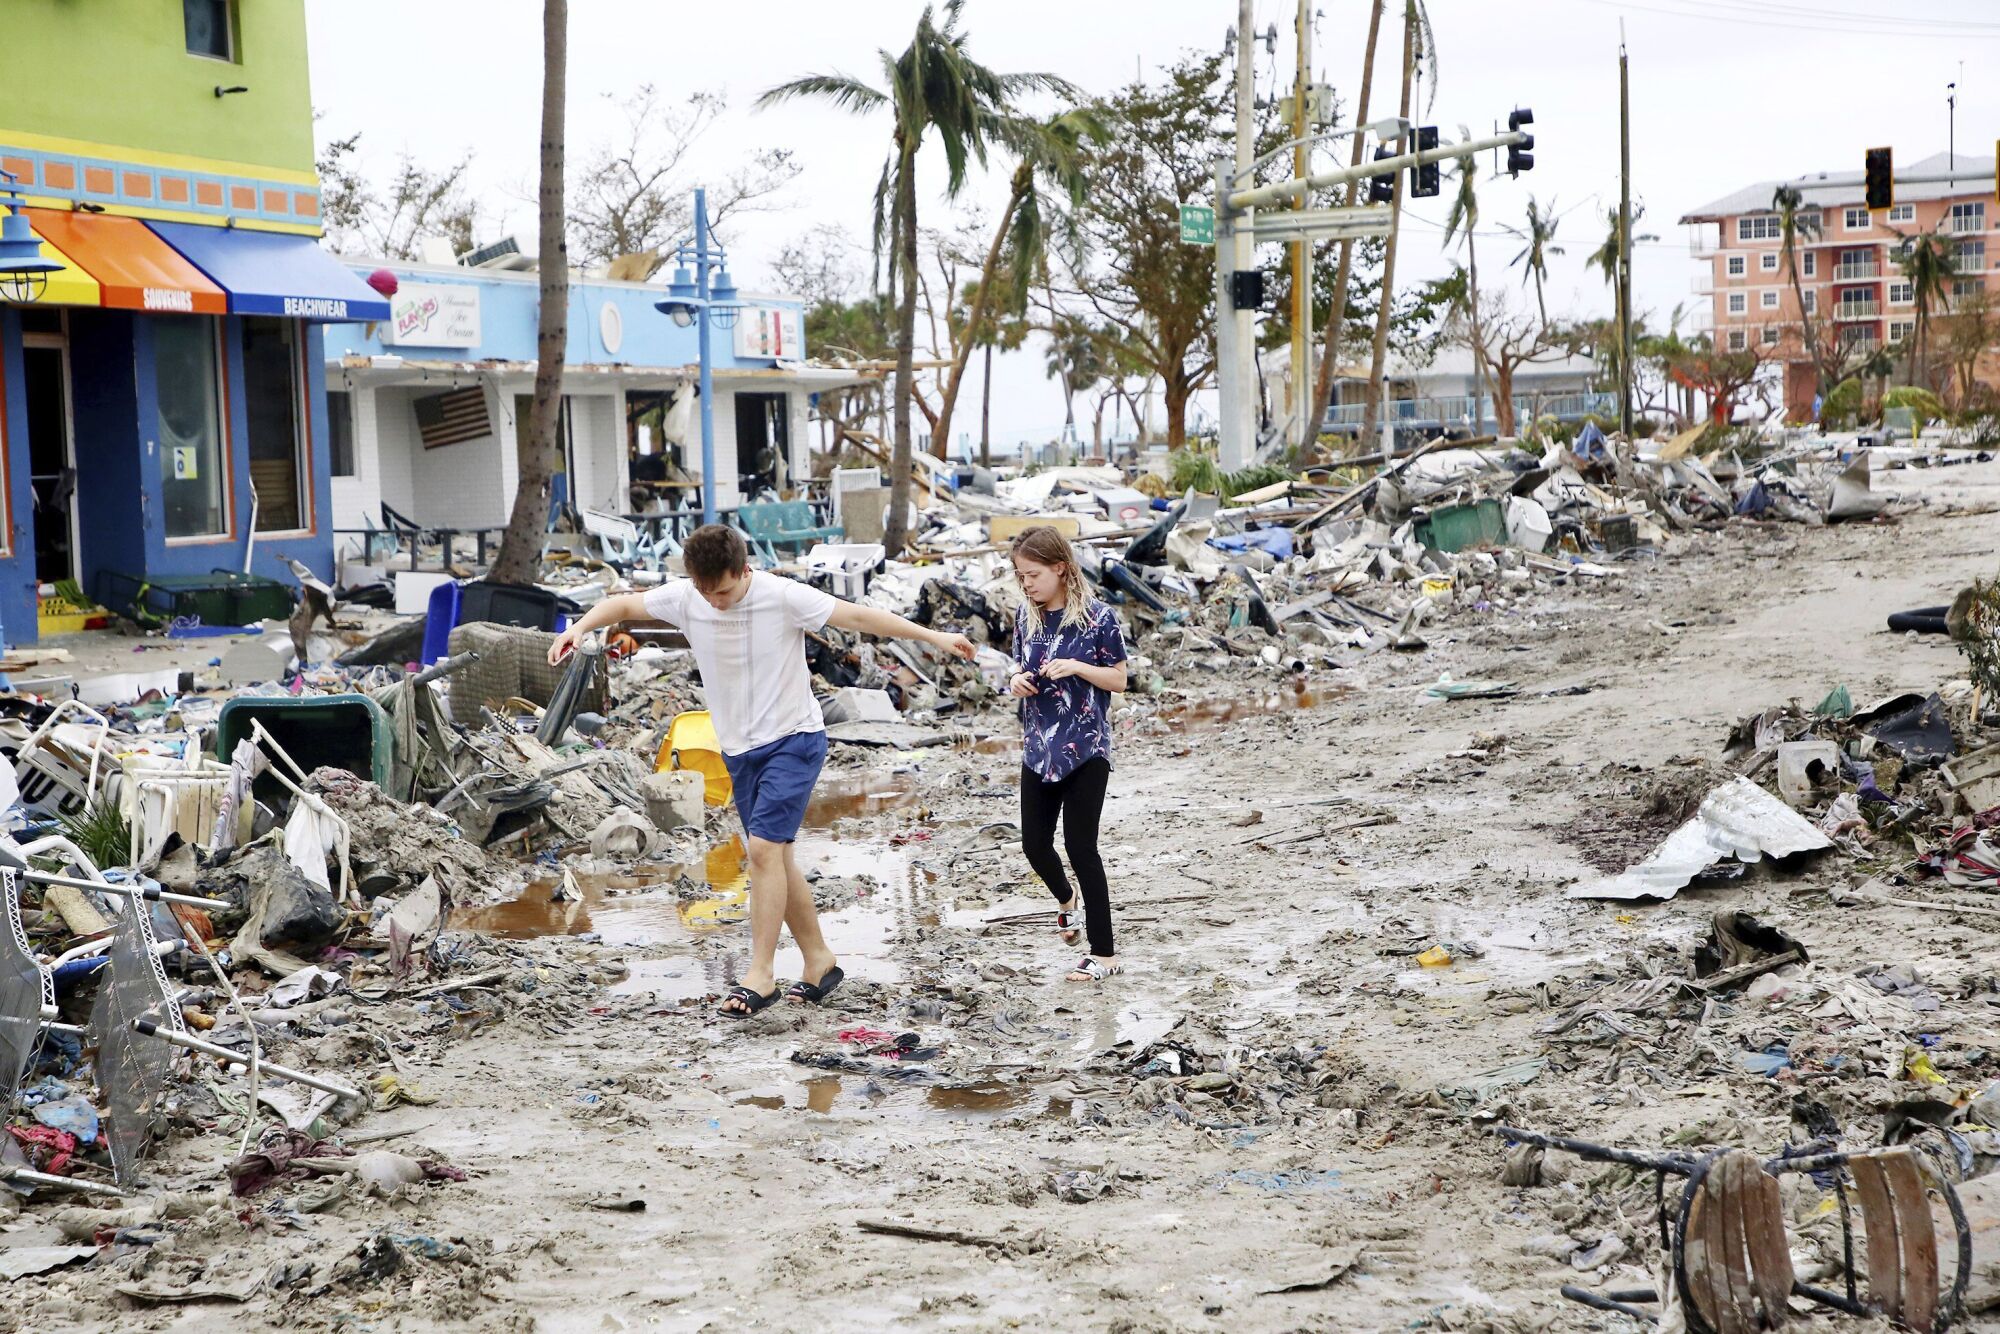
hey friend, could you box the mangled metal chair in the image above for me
[1497,1126,1971,1331]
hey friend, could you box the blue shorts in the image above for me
[722,729,828,843]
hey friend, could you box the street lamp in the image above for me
[0,171,61,304]
[654,188,742,524]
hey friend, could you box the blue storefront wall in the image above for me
[324,264,802,371]
[0,306,332,644]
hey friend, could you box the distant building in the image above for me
[1680,152,2000,418]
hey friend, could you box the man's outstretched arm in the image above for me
[548,592,651,663]
[823,601,976,661]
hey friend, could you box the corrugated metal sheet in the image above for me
[1567,777,1833,902]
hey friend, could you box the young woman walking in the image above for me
[1007,527,1129,982]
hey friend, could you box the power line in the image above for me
[1577,0,2000,38]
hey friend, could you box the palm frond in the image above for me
[756,72,887,114]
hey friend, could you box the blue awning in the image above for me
[145,221,391,322]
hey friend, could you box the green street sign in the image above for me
[1179,204,1215,245]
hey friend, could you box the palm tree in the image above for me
[1442,126,1487,430]
[1504,195,1563,323]
[1585,201,1642,394]
[759,3,1074,553]
[928,106,1104,461]
[1894,229,1957,389]
[491,0,567,584]
[1044,317,1103,455]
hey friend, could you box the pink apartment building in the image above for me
[1680,152,1999,419]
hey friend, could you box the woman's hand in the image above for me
[1039,657,1087,681]
[1008,672,1040,698]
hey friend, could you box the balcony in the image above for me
[1841,334,1882,355]
[1692,272,1714,296]
[1833,261,1879,281]
[1687,224,1721,259]
[1949,212,1987,235]
[1834,300,1880,321]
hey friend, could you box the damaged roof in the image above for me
[1680,151,1997,223]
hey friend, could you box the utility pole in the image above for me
[1361,0,1416,451]
[1618,34,1633,437]
[1290,0,1312,453]
[1216,0,1260,471]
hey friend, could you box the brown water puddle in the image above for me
[731,1074,1054,1121]
[1160,681,1347,728]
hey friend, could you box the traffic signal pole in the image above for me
[1618,38,1633,437]
[1290,0,1312,454]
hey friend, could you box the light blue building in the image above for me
[321,259,858,570]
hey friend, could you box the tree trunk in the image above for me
[1164,374,1189,448]
[932,174,1025,461]
[1493,359,1516,437]
[1308,0,1386,452]
[885,142,919,555]
[1360,0,1417,445]
[490,0,567,586]
[979,339,993,468]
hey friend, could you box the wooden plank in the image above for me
[988,515,1082,544]
[1684,1178,1728,1332]
[1712,1155,1761,1334]
[1850,1154,1906,1322]
[1885,1152,1939,1330]
[1743,1160,1796,1323]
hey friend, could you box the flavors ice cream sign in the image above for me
[732,306,804,361]
[382,282,481,348]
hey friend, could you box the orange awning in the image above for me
[26,209,225,315]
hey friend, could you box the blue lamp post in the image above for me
[654,188,741,526]
[0,171,62,304]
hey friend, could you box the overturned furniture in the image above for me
[1495,1125,1970,1331]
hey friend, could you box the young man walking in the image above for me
[550,525,974,1017]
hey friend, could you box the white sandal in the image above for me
[1056,901,1080,946]
[1067,956,1120,982]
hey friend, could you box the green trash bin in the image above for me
[1413,499,1506,554]
[215,694,392,804]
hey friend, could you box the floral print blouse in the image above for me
[1013,599,1127,782]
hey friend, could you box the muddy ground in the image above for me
[18,457,2000,1332]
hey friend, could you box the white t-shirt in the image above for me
[642,572,838,756]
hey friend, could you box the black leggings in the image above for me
[1020,758,1113,957]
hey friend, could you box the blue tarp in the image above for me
[1209,528,1295,560]
[147,221,391,321]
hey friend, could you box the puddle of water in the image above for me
[1161,681,1347,728]
[925,1083,1033,1117]
[459,772,938,987]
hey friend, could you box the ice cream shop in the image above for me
[0,0,384,642]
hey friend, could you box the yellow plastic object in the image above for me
[1416,945,1454,968]
[1904,1049,1947,1085]
[658,710,732,807]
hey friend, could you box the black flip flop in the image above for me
[785,966,845,1005]
[718,984,780,1019]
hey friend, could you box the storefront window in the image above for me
[328,391,355,478]
[242,317,305,530]
[155,317,226,539]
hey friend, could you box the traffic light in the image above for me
[1507,107,1535,176]
[1368,145,1395,204]
[1864,146,1894,212]
[1228,269,1266,311]
[1411,125,1440,198]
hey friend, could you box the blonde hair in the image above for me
[1011,526,1092,633]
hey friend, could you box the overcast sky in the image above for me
[307,0,2000,447]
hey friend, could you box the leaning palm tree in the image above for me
[1441,127,1487,429]
[1504,195,1563,323]
[759,2,1075,553]
[1894,229,1957,389]
[928,105,1105,460]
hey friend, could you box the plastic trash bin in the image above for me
[655,710,731,807]
[420,580,574,665]
[216,693,392,805]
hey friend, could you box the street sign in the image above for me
[1248,204,1394,244]
[1179,204,1215,245]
